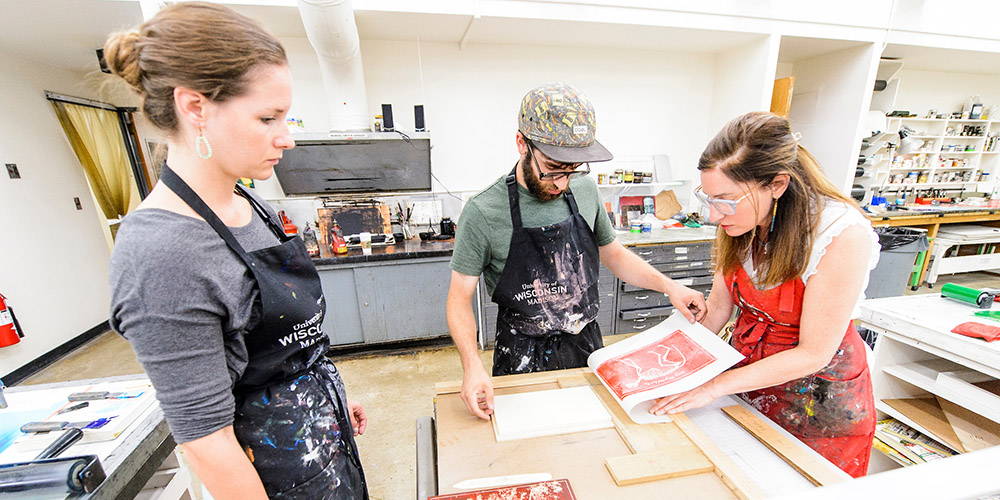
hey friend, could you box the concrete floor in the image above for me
[18,270,1000,500]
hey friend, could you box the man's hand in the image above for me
[460,364,495,420]
[665,283,708,323]
[348,401,367,436]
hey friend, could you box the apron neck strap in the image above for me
[159,165,251,259]
[505,167,524,229]
[505,165,582,229]
[235,184,289,242]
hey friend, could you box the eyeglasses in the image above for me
[526,142,591,180]
[694,186,750,216]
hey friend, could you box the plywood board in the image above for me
[721,405,847,487]
[937,396,1000,452]
[605,447,713,486]
[492,386,613,442]
[770,77,795,118]
[435,378,741,499]
[882,398,966,452]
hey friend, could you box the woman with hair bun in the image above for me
[106,3,367,498]
[648,112,878,477]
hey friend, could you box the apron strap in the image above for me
[159,165,253,265]
[505,166,583,229]
[234,184,291,242]
[563,188,581,215]
[504,168,524,229]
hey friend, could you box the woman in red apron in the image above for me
[650,112,878,477]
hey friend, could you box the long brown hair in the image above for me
[698,112,855,287]
[103,2,287,133]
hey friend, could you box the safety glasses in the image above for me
[694,185,750,216]
[526,142,591,180]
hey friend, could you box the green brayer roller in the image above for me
[941,283,997,309]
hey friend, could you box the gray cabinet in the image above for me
[614,241,714,334]
[318,256,452,346]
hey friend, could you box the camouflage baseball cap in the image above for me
[518,82,613,163]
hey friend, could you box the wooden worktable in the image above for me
[866,208,1000,288]
[419,368,848,500]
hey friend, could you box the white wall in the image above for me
[278,37,719,193]
[0,51,114,378]
[893,69,1000,117]
[786,43,881,192]
[709,34,780,135]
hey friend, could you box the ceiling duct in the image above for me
[297,0,370,132]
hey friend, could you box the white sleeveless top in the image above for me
[741,199,880,318]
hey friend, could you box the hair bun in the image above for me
[104,30,143,92]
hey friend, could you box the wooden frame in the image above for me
[434,369,764,499]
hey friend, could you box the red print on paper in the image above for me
[596,329,716,399]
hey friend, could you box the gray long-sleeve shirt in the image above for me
[109,194,280,443]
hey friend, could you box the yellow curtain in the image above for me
[51,101,137,223]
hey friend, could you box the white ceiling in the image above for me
[778,36,870,64]
[882,43,1000,75]
[8,1,1000,77]
[0,0,766,75]
[232,4,763,53]
[0,0,143,72]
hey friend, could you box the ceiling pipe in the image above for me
[297,0,370,132]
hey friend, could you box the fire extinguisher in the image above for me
[0,292,24,348]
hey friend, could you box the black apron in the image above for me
[160,166,367,499]
[491,168,603,376]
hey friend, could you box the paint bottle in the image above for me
[331,220,349,255]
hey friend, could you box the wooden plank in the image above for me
[434,368,589,395]
[882,397,966,452]
[937,396,1000,452]
[672,412,763,500]
[588,383,688,454]
[605,447,713,486]
[721,405,847,487]
[434,391,738,499]
[770,77,794,117]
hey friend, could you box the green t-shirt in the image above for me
[450,174,616,295]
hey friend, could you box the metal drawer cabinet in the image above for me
[630,241,712,265]
[615,306,675,334]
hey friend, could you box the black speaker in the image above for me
[873,80,888,92]
[414,105,425,132]
[381,104,394,132]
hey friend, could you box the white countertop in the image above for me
[617,226,717,246]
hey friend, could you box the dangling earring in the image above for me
[195,126,213,160]
[768,197,778,234]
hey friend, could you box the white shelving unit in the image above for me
[863,117,999,197]
[858,294,1000,473]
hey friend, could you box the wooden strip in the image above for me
[605,448,714,486]
[936,396,1000,452]
[434,368,590,395]
[721,405,847,487]
[672,412,763,500]
[588,384,689,454]
[556,375,594,388]
[882,398,966,452]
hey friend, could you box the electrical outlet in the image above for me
[74,197,83,210]
[5,163,20,179]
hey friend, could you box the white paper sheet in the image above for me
[492,386,613,441]
[587,312,744,424]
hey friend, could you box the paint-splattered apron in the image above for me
[160,167,368,498]
[726,267,875,477]
[491,169,602,376]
